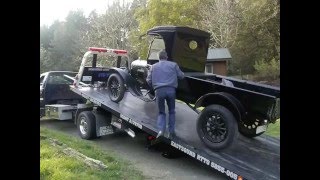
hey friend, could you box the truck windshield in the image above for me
[47,73,76,85]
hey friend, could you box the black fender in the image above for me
[109,68,143,96]
[194,92,245,122]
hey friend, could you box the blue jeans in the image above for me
[155,87,176,133]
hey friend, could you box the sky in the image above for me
[40,0,113,26]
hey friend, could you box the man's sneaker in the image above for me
[156,131,164,138]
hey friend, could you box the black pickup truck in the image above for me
[74,26,280,151]
[40,71,86,117]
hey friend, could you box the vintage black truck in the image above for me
[74,26,280,151]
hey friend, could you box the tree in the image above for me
[40,25,50,49]
[199,0,241,48]
[40,45,50,73]
[40,10,89,71]
[84,0,139,59]
[231,0,280,75]
[40,0,279,80]
[132,0,201,59]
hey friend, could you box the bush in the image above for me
[254,58,280,81]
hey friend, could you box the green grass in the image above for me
[265,119,280,138]
[40,127,144,180]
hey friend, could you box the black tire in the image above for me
[77,111,96,139]
[197,105,238,151]
[107,73,125,103]
[239,119,265,138]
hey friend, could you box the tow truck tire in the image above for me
[77,111,97,139]
[107,73,125,103]
[197,105,238,151]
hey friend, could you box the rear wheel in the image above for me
[197,105,238,151]
[77,111,96,139]
[107,73,125,102]
[239,118,265,138]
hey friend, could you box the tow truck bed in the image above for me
[71,86,280,180]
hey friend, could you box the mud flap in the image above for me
[92,110,115,137]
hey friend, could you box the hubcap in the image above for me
[79,117,88,135]
[203,113,227,143]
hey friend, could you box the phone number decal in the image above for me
[172,141,241,180]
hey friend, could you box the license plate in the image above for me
[99,126,114,136]
[256,125,267,134]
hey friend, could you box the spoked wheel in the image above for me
[203,112,227,143]
[239,117,265,138]
[107,73,125,103]
[197,104,238,151]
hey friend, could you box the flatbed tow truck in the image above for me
[68,85,279,180]
[44,66,280,180]
[43,26,279,180]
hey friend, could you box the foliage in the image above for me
[40,0,280,80]
[254,58,280,80]
[197,0,279,75]
[85,1,137,51]
[199,0,241,48]
[229,0,280,75]
[40,11,88,72]
[40,45,50,73]
[265,119,280,137]
[132,0,201,59]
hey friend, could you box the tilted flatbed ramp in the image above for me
[71,86,280,180]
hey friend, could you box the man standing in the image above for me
[146,49,185,139]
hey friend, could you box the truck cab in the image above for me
[40,71,86,117]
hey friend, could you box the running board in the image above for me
[111,116,136,138]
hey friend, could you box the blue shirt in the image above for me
[146,59,185,90]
